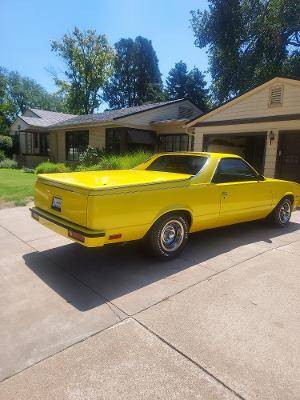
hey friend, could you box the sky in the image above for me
[1,0,210,96]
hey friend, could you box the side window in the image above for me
[213,158,258,183]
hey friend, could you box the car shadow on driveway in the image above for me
[23,220,300,312]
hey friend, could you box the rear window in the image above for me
[146,155,207,175]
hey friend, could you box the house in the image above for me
[10,99,202,167]
[187,77,300,183]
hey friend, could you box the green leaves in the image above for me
[51,27,115,114]
[0,67,65,133]
[191,0,300,105]
[103,36,164,109]
[166,61,210,112]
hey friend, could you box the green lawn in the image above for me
[0,169,36,206]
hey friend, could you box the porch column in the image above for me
[264,129,279,178]
[193,130,204,152]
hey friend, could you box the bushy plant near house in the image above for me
[79,146,104,166]
[0,158,18,169]
[35,161,70,175]
[0,135,13,156]
[77,151,151,171]
[22,167,35,174]
[0,150,5,162]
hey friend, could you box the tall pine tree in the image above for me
[166,61,210,111]
[103,36,164,109]
[166,61,189,100]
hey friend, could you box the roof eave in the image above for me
[47,119,114,130]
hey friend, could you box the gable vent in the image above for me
[269,86,283,107]
[178,105,193,119]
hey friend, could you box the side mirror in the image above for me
[257,174,265,181]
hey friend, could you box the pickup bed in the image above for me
[32,168,192,247]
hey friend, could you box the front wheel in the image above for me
[146,214,189,260]
[269,197,292,227]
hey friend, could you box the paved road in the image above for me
[0,206,300,399]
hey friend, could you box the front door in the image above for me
[213,158,272,225]
[277,132,300,183]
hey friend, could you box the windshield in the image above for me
[146,155,207,175]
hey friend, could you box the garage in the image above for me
[187,77,300,181]
[203,132,266,173]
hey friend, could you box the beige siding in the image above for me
[194,133,203,152]
[57,132,66,162]
[154,124,186,134]
[48,132,58,161]
[118,100,201,127]
[264,130,279,178]
[89,126,106,149]
[51,127,106,162]
[204,81,300,123]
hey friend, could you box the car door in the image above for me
[212,158,273,225]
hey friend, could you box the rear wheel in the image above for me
[269,197,292,227]
[146,214,189,260]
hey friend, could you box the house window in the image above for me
[24,132,49,155]
[158,134,194,152]
[66,131,89,161]
[269,86,283,107]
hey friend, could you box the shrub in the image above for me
[77,151,151,171]
[35,161,70,175]
[0,135,13,155]
[22,167,35,174]
[0,158,18,169]
[79,146,104,166]
[0,150,5,162]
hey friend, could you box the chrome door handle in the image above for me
[222,191,229,198]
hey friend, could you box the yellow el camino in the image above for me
[31,152,300,259]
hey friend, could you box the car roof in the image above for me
[155,152,241,159]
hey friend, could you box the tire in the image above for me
[145,213,189,260]
[268,197,292,227]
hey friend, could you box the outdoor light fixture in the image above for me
[269,130,275,145]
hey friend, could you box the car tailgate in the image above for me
[35,177,88,227]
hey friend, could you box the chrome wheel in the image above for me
[160,219,185,252]
[279,201,291,224]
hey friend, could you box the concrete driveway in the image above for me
[0,206,300,399]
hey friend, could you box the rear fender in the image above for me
[151,205,193,229]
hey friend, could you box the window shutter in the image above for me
[269,86,283,107]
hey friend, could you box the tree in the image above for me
[51,27,115,114]
[0,68,11,134]
[0,67,65,133]
[4,70,66,120]
[166,61,210,111]
[191,0,300,104]
[166,61,189,100]
[103,36,164,109]
[185,67,210,112]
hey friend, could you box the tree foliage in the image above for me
[191,0,300,104]
[103,36,164,109]
[166,61,210,111]
[51,27,115,114]
[0,67,65,134]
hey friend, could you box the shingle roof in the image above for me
[20,109,76,128]
[48,99,187,129]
